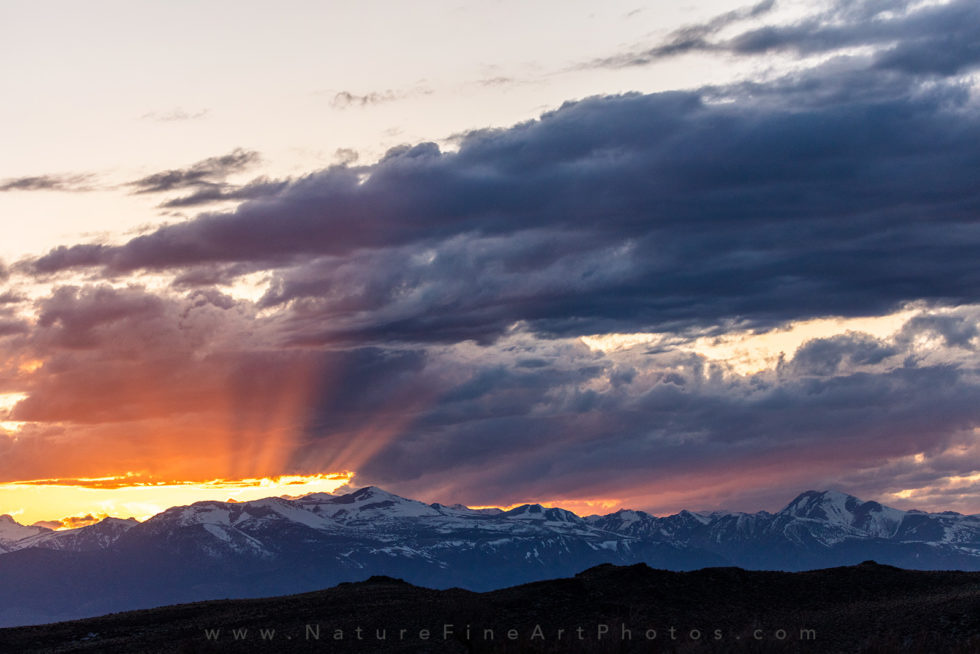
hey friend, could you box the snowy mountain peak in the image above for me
[780,490,860,519]
[307,486,441,520]
[677,509,712,525]
[614,509,647,523]
[8,514,139,552]
[324,486,407,505]
[503,504,582,523]
[0,514,51,543]
[103,517,140,526]
[504,503,546,519]
[779,490,906,539]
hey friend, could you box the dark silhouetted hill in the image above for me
[1,561,978,653]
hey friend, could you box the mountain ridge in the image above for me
[0,487,978,627]
[2,561,979,653]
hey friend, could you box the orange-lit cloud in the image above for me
[52,513,108,530]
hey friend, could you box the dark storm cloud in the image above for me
[897,313,980,350]
[30,53,980,345]
[127,148,260,194]
[0,174,95,192]
[591,0,980,77]
[785,332,897,376]
[730,0,980,76]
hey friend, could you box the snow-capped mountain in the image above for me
[0,487,978,627]
[13,517,138,552]
[778,489,907,541]
[0,514,50,552]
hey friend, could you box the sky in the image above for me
[2,0,980,526]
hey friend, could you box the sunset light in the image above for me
[0,472,352,526]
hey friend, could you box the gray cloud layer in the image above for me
[29,66,980,346]
[127,148,260,195]
[0,174,95,193]
[593,0,980,77]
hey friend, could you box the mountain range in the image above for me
[0,487,978,627]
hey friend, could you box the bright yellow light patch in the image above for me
[0,472,353,526]
[582,310,917,375]
[580,333,659,353]
[0,393,27,433]
[18,360,44,374]
[890,473,980,504]
[0,393,27,413]
[470,497,624,516]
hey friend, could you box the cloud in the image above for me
[0,319,29,338]
[0,289,28,338]
[589,0,775,68]
[897,313,979,350]
[119,148,273,210]
[27,63,980,345]
[158,177,288,208]
[589,0,980,77]
[140,108,210,122]
[265,322,980,514]
[333,148,359,165]
[785,332,897,376]
[6,290,980,512]
[329,86,433,109]
[0,282,450,485]
[55,513,107,529]
[0,174,95,193]
[725,0,980,77]
[477,76,517,87]
[0,283,325,481]
[127,148,260,195]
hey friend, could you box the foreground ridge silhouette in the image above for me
[1,561,978,653]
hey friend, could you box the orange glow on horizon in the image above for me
[0,471,353,526]
[469,497,625,516]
